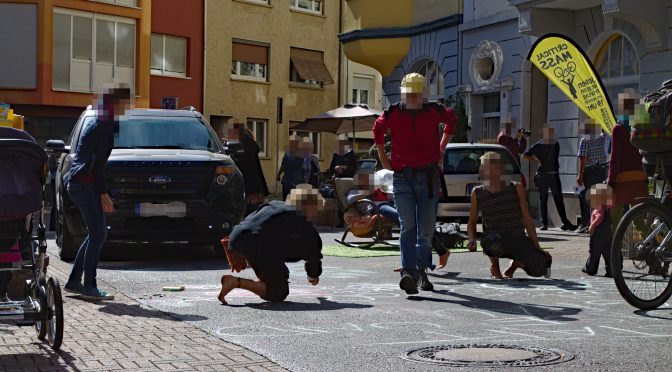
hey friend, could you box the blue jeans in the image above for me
[378,203,400,226]
[392,168,439,278]
[67,181,107,290]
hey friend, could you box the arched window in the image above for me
[415,60,445,101]
[595,34,640,111]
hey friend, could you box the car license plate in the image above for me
[466,183,480,195]
[135,202,186,218]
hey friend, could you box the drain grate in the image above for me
[401,344,574,367]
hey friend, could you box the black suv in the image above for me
[50,107,246,260]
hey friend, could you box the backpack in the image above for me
[631,79,672,153]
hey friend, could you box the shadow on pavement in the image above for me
[410,290,581,322]
[247,297,373,311]
[0,344,79,371]
[93,302,209,321]
[428,272,588,291]
[634,308,672,320]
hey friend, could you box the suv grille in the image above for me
[107,161,214,200]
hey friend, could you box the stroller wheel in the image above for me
[34,283,47,340]
[45,278,64,350]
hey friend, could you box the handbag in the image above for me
[583,162,608,188]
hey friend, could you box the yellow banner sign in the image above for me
[528,34,616,133]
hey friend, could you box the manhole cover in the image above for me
[401,344,574,367]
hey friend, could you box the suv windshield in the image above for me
[444,148,520,175]
[114,116,219,152]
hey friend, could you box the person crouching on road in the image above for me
[218,184,324,304]
[372,72,456,295]
[467,152,552,279]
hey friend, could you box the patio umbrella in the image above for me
[290,104,383,144]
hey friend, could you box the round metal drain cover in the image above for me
[401,344,574,367]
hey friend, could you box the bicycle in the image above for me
[611,156,672,310]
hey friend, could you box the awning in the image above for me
[232,42,268,65]
[290,48,334,84]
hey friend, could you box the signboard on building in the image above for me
[161,97,178,110]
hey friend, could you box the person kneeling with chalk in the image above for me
[218,184,324,304]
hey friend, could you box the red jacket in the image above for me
[372,102,456,171]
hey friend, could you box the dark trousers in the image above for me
[578,187,590,228]
[538,173,571,226]
[67,181,107,290]
[230,232,290,302]
[585,213,612,275]
[482,233,551,277]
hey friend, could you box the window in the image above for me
[114,117,219,152]
[94,0,138,7]
[289,47,334,86]
[247,119,268,157]
[290,0,322,15]
[595,34,640,112]
[352,75,373,106]
[291,128,320,157]
[151,33,187,77]
[52,9,135,93]
[415,60,445,101]
[352,89,369,105]
[232,41,268,82]
[481,94,500,140]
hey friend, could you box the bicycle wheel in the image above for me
[611,200,672,310]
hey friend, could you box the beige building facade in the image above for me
[203,0,340,195]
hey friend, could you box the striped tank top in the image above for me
[474,182,525,237]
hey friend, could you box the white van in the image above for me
[438,143,525,222]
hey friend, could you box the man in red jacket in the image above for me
[372,73,456,294]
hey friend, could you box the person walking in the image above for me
[582,184,613,277]
[575,120,608,233]
[63,85,131,300]
[218,184,323,304]
[496,119,527,165]
[524,124,577,231]
[372,72,456,294]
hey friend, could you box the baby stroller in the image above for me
[0,127,63,350]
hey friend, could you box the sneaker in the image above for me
[561,223,577,231]
[0,295,10,303]
[576,226,589,234]
[539,225,548,231]
[418,272,434,291]
[399,273,419,295]
[604,272,613,278]
[64,281,83,294]
[80,288,114,301]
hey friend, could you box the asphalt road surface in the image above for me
[48,229,672,371]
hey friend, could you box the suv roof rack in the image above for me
[181,106,196,111]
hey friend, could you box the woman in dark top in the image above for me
[329,135,357,177]
[467,151,552,279]
[277,135,305,200]
[63,86,131,300]
[228,124,269,215]
[523,124,576,231]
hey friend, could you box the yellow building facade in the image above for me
[203,0,341,195]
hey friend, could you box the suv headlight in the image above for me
[215,165,236,186]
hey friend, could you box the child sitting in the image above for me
[582,184,613,277]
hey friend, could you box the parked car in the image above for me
[438,143,525,222]
[49,107,246,260]
[357,158,376,172]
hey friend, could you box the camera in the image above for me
[518,128,532,136]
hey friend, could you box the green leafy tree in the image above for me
[444,93,469,143]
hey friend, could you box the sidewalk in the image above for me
[0,254,285,371]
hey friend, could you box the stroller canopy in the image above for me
[0,127,47,220]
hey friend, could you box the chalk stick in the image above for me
[162,286,185,292]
